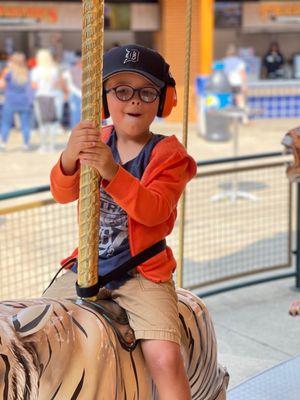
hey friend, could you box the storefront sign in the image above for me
[243,1,300,32]
[0,2,81,30]
[0,4,57,24]
[0,1,159,32]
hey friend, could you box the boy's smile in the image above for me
[105,72,160,142]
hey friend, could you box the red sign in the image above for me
[0,5,58,23]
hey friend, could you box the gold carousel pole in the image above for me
[177,0,193,288]
[77,0,104,300]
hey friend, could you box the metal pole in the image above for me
[177,0,193,288]
[77,0,104,300]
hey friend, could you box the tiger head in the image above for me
[282,127,300,182]
[0,304,52,400]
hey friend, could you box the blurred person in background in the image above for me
[263,42,285,79]
[62,50,82,129]
[0,52,32,151]
[223,44,249,124]
[0,50,8,71]
[31,49,62,152]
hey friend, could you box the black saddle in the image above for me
[52,240,167,351]
[74,298,137,352]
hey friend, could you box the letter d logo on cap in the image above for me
[124,49,140,64]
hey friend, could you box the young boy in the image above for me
[47,44,197,399]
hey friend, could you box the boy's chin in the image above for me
[120,126,151,138]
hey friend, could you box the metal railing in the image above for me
[0,152,295,300]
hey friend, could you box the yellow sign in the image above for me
[260,2,300,20]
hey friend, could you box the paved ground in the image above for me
[1,118,300,390]
[203,277,300,388]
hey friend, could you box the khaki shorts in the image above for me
[43,270,181,345]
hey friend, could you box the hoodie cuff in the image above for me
[54,154,80,188]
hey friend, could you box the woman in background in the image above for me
[31,49,62,152]
[0,52,32,151]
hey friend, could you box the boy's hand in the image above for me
[70,122,118,181]
[79,141,118,181]
[63,121,99,163]
[61,121,99,175]
[61,121,118,180]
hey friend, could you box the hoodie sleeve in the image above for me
[102,152,197,227]
[50,155,80,203]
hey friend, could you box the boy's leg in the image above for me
[141,339,191,400]
[111,274,190,399]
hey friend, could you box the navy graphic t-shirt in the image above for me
[72,130,165,288]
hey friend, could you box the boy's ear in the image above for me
[102,91,110,119]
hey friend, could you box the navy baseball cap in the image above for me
[103,44,175,88]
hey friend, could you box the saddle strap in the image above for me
[76,239,166,298]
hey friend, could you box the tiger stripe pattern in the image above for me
[0,289,229,399]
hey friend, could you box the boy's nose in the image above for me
[131,98,141,105]
[131,91,141,103]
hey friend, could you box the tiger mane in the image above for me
[0,318,39,400]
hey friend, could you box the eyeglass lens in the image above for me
[114,85,159,103]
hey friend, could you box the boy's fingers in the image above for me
[74,127,99,134]
[77,121,96,128]
[80,146,105,155]
[79,142,98,149]
[81,143,107,153]
[75,130,100,139]
[79,153,99,161]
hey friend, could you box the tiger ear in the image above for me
[11,304,53,337]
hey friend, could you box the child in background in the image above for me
[47,44,197,399]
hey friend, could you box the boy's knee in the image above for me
[145,342,183,374]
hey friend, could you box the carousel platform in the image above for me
[227,355,300,400]
[203,278,300,389]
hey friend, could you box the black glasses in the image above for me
[105,85,160,103]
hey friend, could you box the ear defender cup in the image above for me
[102,92,110,119]
[157,85,177,118]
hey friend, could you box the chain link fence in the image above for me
[0,154,293,299]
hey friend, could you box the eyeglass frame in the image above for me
[104,84,161,104]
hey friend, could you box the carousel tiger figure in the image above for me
[0,288,229,400]
[281,126,300,182]
[282,127,300,316]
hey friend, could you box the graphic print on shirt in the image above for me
[99,188,128,258]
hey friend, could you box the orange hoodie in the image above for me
[50,126,197,282]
